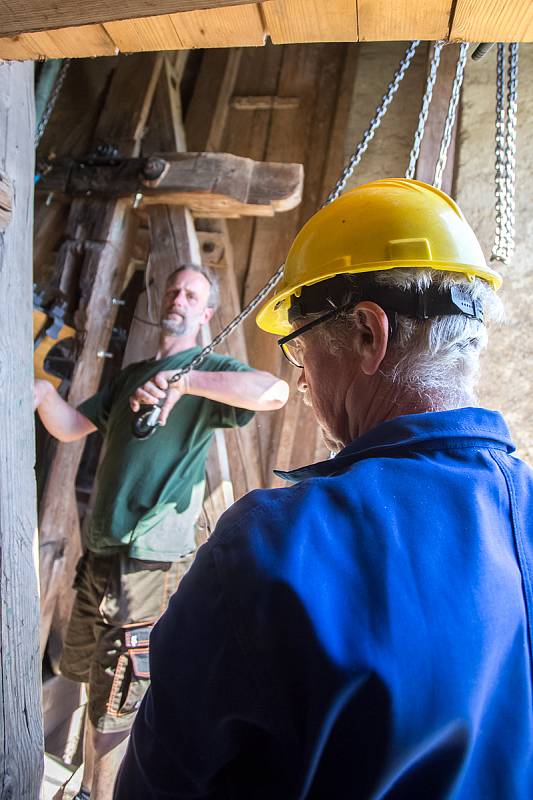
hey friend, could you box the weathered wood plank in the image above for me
[0,58,43,799]
[357,0,451,41]
[414,43,461,195]
[450,0,533,41]
[263,0,358,44]
[0,0,262,37]
[185,49,243,153]
[231,95,300,110]
[38,152,304,218]
[186,47,265,493]
[105,3,265,51]
[17,23,116,59]
[93,53,163,157]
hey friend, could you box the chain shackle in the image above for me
[406,41,445,180]
[433,42,469,189]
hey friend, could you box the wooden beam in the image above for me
[414,43,462,196]
[231,95,300,111]
[262,0,358,44]
[0,59,43,797]
[185,47,265,495]
[357,0,451,42]
[450,0,533,42]
[38,152,304,218]
[0,0,262,37]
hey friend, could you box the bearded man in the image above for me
[115,180,533,800]
[34,262,289,800]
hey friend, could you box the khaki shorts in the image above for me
[60,549,194,733]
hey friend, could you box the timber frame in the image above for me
[0,19,520,796]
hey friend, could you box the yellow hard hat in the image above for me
[256,178,502,336]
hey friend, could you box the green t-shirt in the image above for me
[78,348,254,561]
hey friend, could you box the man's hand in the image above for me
[129,371,190,426]
[34,378,53,410]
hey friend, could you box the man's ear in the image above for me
[201,306,215,325]
[352,301,389,376]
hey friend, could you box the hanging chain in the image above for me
[406,41,445,179]
[325,39,420,204]
[491,43,519,265]
[491,43,507,262]
[433,42,469,189]
[163,40,421,387]
[35,59,71,148]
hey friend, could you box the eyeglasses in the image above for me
[277,303,353,368]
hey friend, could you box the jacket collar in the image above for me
[274,407,515,484]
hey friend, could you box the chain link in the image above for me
[325,40,420,205]
[406,41,445,179]
[491,43,519,265]
[164,40,421,386]
[433,42,469,189]
[35,59,71,148]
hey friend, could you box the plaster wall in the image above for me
[455,45,533,464]
[343,42,533,464]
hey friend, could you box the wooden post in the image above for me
[0,59,44,798]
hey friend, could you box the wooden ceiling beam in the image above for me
[38,153,304,218]
[0,0,261,37]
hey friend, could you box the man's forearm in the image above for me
[186,370,289,411]
[35,381,97,442]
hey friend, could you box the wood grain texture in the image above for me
[106,3,265,50]
[186,49,264,494]
[357,0,451,41]
[450,0,533,41]
[0,0,260,37]
[38,153,304,218]
[19,23,116,58]
[263,0,357,43]
[0,59,44,799]
[414,43,461,195]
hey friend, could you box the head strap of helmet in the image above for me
[287,274,484,325]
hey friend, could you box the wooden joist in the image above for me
[37,152,304,218]
[0,59,43,797]
[0,0,261,37]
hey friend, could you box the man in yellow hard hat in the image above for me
[116,179,533,799]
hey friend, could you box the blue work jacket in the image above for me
[115,407,533,799]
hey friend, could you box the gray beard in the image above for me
[160,317,187,336]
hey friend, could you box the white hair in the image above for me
[318,268,504,408]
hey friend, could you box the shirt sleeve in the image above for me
[204,354,256,429]
[113,541,269,800]
[77,378,117,434]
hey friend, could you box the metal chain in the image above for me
[325,39,420,204]
[164,40,421,386]
[491,43,507,262]
[433,42,469,189]
[490,43,519,265]
[406,41,445,179]
[35,59,71,148]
